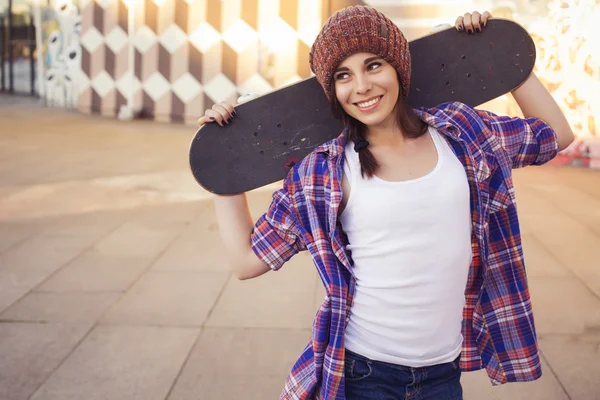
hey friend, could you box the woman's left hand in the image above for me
[455,11,492,33]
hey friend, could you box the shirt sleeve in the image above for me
[250,169,306,271]
[475,109,559,169]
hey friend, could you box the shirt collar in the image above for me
[414,107,462,139]
[314,130,348,159]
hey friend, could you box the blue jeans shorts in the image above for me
[343,348,463,400]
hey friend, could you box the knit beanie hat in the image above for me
[309,5,411,101]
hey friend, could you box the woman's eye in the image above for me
[335,73,350,80]
[368,62,382,71]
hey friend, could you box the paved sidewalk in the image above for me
[0,96,599,400]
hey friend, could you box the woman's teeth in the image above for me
[357,97,380,108]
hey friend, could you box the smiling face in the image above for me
[333,52,401,128]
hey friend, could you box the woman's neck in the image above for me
[365,114,407,148]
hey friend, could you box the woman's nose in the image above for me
[354,74,372,94]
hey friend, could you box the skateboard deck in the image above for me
[190,19,536,195]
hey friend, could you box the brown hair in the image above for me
[330,78,427,178]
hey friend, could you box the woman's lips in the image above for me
[354,96,383,112]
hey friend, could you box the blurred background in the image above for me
[1,2,599,400]
[1,0,599,166]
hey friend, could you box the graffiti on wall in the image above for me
[527,0,600,168]
[42,0,81,108]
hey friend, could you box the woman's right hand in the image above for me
[197,102,237,128]
[197,93,260,128]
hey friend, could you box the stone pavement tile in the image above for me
[529,277,600,335]
[0,182,136,222]
[0,261,51,291]
[151,207,229,273]
[0,288,29,313]
[512,185,560,218]
[576,212,600,238]
[0,232,98,272]
[105,149,190,174]
[526,176,600,211]
[0,185,18,199]
[0,168,52,187]
[130,201,203,229]
[206,252,319,329]
[525,179,592,206]
[168,374,288,400]
[539,336,600,400]
[151,224,228,272]
[521,235,572,278]
[0,249,93,313]
[7,138,191,188]
[185,328,309,375]
[512,167,563,187]
[525,213,592,249]
[0,179,62,207]
[30,325,199,400]
[585,275,600,298]
[92,221,183,259]
[38,210,128,238]
[0,223,35,252]
[461,358,569,400]
[1,292,120,323]
[527,183,600,236]
[524,213,600,278]
[167,328,310,400]
[101,271,229,327]
[0,221,115,303]
[554,166,600,200]
[518,215,537,236]
[37,249,153,292]
[0,322,92,400]
[0,181,71,221]
[544,238,600,279]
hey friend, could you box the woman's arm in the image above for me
[199,102,272,280]
[200,99,306,280]
[511,73,574,151]
[213,194,271,280]
[457,11,575,152]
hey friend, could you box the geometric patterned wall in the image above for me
[76,0,477,123]
[77,0,327,123]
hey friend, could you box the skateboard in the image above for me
[190,19,536,195]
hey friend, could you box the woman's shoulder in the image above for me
[422,101,479,118]
[293,131,347,175]
[279,132,345,197]
[417,102,499,134]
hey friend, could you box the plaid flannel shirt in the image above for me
[250,101,559,400]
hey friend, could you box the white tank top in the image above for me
[340,126,472,367]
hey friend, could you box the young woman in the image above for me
[198,7,574,400]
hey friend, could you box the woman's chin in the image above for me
[350,113,388,127]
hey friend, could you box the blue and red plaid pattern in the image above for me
[250,102,559,400]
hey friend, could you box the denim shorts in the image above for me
[343,348,463,400]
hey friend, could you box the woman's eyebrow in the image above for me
[364,56,382,64]
[335,57,383,73]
